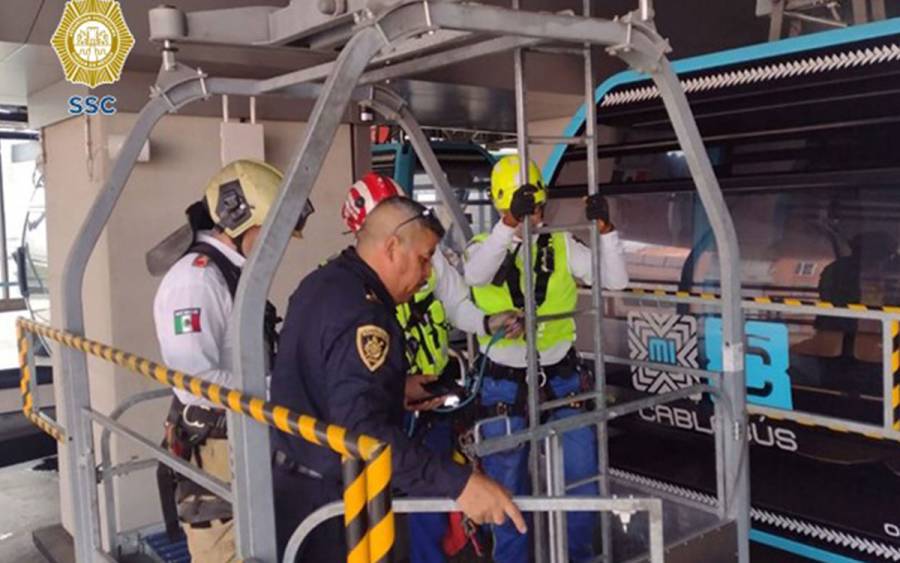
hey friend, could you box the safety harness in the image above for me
[478,234,589,420]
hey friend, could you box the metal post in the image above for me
[363,87,474,252]
[512,35,548,562]
[630,54,749,562]
[582,1,614,559]
[58,97,172,561]
[769,0,786,41]
[229,26,385,561]
[851,0,869,24]
[342,457,369,562]
[883,320,898,434]
[0,148,8,301]
[545,435,568,561]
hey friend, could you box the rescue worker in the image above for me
[151,159,313,562]
[463,155,629,562]
[340,172,524,562]
[270,194,527,562]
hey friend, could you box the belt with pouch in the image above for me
[181,404,228,439]
[485,348,579,382]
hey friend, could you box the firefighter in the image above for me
[151,159,313,562]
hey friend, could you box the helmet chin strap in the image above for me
[233,231,247,257]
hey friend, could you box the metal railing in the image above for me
[15,317,395,563]
[605,286,900,439]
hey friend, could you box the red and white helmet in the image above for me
[341,172,405,233]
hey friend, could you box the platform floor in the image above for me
[0,456,59,563]
[0,453,811,562]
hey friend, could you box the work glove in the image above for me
[485,311,524,339]
[509,185,541,221]
[584,193,610,224]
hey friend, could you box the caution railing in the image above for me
[15,317,394,563]
[16,322,65,442]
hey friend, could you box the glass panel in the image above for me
[603,183,900,426]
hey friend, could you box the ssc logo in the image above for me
[50,0,134,88]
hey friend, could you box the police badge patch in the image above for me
[357,325,389,372]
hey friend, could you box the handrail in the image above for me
[285,496,666,563]
[605,287,900,435]
[610,287,900,319]
[15,317,395,563]
[16,321,65,441]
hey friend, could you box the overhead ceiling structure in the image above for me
[0,1,775,129]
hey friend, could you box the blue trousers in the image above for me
[479,373,599,563]
[409,417,455,563]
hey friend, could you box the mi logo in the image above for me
[648,337,677,365]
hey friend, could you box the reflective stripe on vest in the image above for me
[395,271,450,377]
[470,232,576,351]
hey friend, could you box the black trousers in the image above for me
[274,466,345,562]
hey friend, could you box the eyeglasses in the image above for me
[392,206,446,239]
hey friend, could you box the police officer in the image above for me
[270,194,526,562]
[340,172,523,562]
[463,156,629,562]
[152,159,313,562]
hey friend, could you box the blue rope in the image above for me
[434,327,505,414]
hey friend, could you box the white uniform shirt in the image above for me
[153,231,244,408]
[431,250,487,337]
[464,220,629,368]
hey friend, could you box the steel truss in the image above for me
[55,1,749,561]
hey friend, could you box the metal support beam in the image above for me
[474,384,710,457]
[512,30,548,561]
[58,95,172,561]
[581,0,613,557]
[852,0,869,24]
[229,26,385,561]
[362,86,474,252]
[618,49,750,562]
[882,320,895,434]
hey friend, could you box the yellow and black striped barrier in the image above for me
[623,287,900,314]
[15,318,395,563]
[892,322,900,432]
[16,323,65,442]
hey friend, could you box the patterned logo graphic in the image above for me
[628,311,700,394]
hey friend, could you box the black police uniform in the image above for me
[270,247,472,561]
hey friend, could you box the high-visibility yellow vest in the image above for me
[396,271,450,377]
[470,232,576,351]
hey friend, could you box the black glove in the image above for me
[585,194,610,224]
[510,184,540,220]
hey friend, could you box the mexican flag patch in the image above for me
[174,308,201,335]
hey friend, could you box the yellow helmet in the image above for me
[205,159,286,238]
[490,155,546,212]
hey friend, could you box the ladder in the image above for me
[511,0,627,559]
